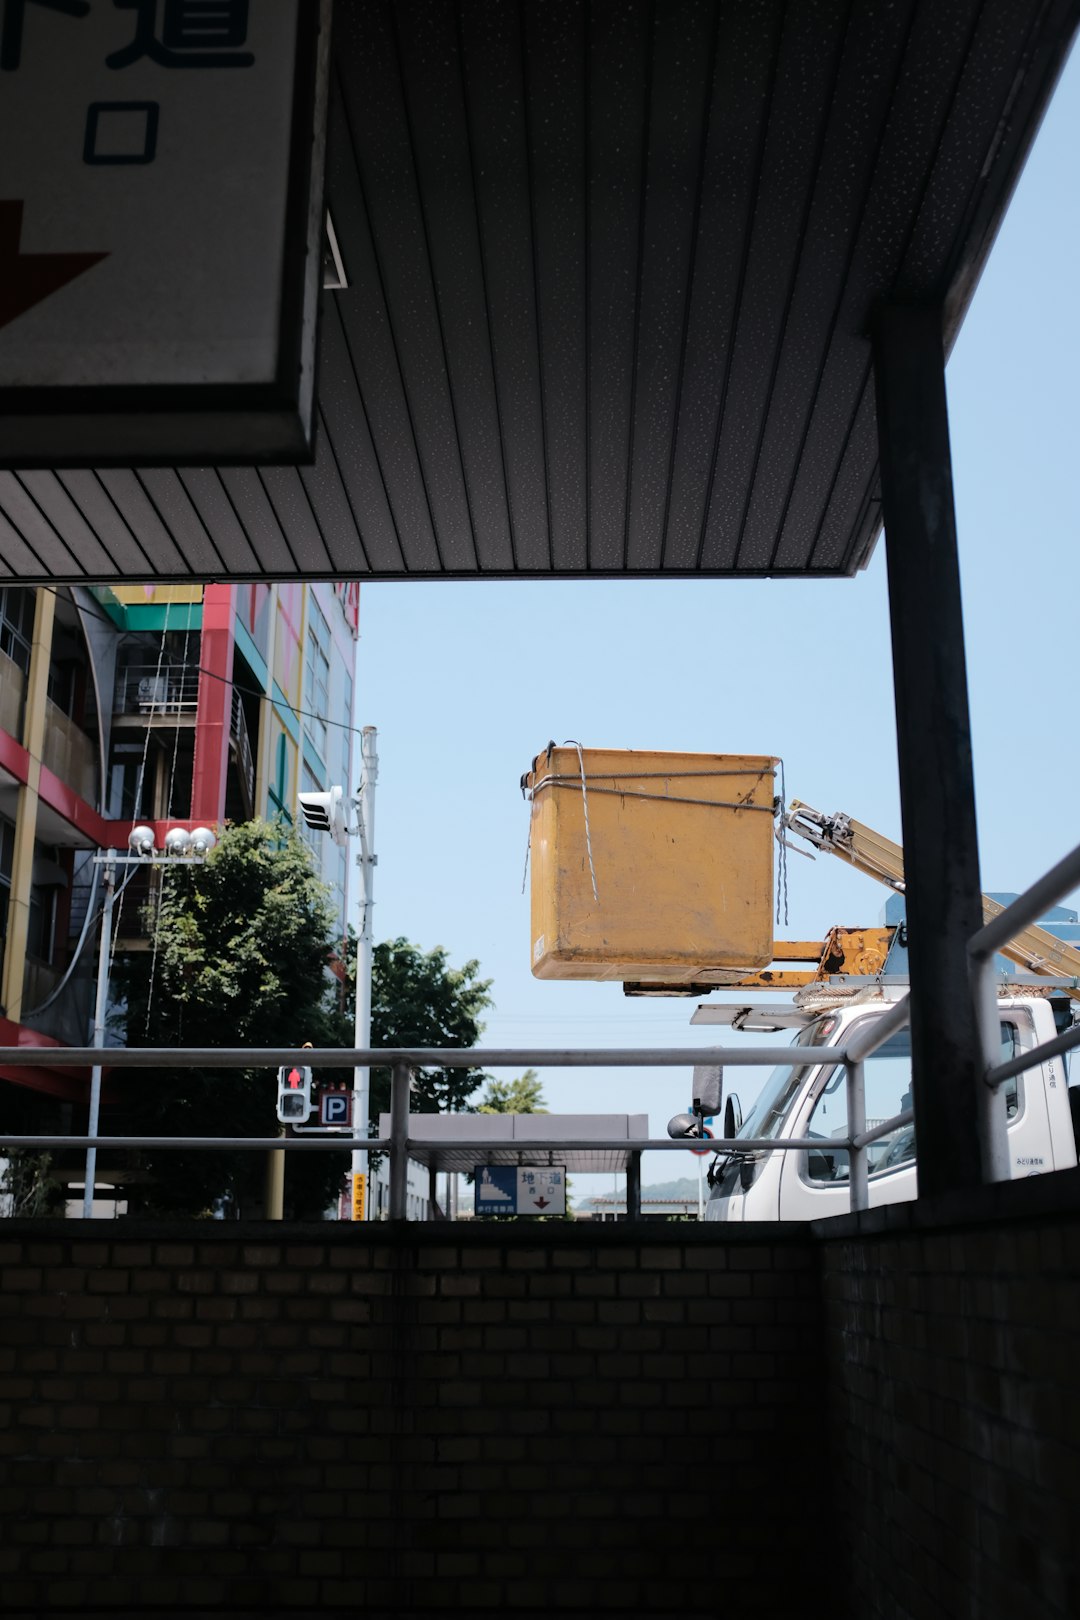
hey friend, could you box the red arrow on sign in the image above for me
[534,1197,550,1209]
[0,201,108,332]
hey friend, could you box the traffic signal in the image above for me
[276,1064,313,1124]
[297,785,349,848]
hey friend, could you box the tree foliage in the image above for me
[477,1069,546,1114]
[335,934,494,1125]
[114,818,342,1217]
[0,1151,65,1218]
[111,824,495,1218]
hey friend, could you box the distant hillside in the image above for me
[577,1176,702,1210]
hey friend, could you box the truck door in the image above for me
[777,1014,1039,1219]
[778,1026,917,1221]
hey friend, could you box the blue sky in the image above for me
[354,45,1080,1193]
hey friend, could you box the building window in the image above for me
[304,601,330,761]
[334,842,348,938]
[0,814,15,951]
[106,742,148,819]
[300,765,322,858]
[269,731,292,821]
[27,844,63,966]
[0,587,34,676]
[341,670,354,793]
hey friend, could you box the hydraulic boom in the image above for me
[783,800,1080,994]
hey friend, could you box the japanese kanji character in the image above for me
[107,0,254,70]
[1,0,89,72]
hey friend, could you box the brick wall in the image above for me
[819,1169,1080,1620]
[0,1222,826,1618]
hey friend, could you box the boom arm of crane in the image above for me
[782,799,1080,995]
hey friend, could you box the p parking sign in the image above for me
[319,1090,352,1127]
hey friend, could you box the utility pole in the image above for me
[352,726,378,1217]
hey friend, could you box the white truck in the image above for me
[665,800,1080,1221]
[686,986,1078,1222]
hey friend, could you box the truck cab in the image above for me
[700,991,1078,1222]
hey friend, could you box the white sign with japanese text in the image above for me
[0,0,328,462]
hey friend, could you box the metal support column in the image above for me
[626,1152,641,1221]
[388,1061,411,1220]
[873,302,984,1196]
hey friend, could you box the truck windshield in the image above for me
[735,1018,838,1142]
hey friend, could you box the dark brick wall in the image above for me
[818,1170,1080,1620]
[0,1222,826,1617]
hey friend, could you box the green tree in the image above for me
[0,1151,65,1218]
[478,1069,546,1114]
[335,935,494,1126]
[114,818,343,1218]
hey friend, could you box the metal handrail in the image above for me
[968,835,1080,1183]
[0,1044,800,1069]
[7,846,1078,1218]
[0,1040,876,1220]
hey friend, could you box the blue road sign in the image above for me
[319,1091,351,1127]
[475,1165,517,1215]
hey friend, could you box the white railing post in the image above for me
[846,1060,868,1213]
[971,952,1010,1183]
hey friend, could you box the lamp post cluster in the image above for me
[82,823,217,1219]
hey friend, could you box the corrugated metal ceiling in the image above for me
[1,0,1076,585]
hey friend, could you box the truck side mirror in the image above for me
[667,1112,702,1140]
[692,1064,723,1119]
[724,1093,742,1138]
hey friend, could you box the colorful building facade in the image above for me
[0,580,360,1137]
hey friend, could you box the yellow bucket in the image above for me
[524,746,777,982]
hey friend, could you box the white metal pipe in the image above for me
[846,1061,868,1213]
[352,726,378,1215]
[843,995,910,1063]
[0,1133,872,1154]
[0,1043,809,1069]
[82,855,116,1219]
[851,1108,913,1150]
[971,954,1011,1182]
[986,1019,1080,1089]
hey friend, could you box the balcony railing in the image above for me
[114,663,200,716]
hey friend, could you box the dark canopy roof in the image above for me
[2,0,1076,585]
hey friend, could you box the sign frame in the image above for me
[0,0,331,468]
[474,1164,567,1218]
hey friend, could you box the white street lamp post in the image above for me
[83,853,116,1220]
[352,726,378,1215]
[81,827,215,1218]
